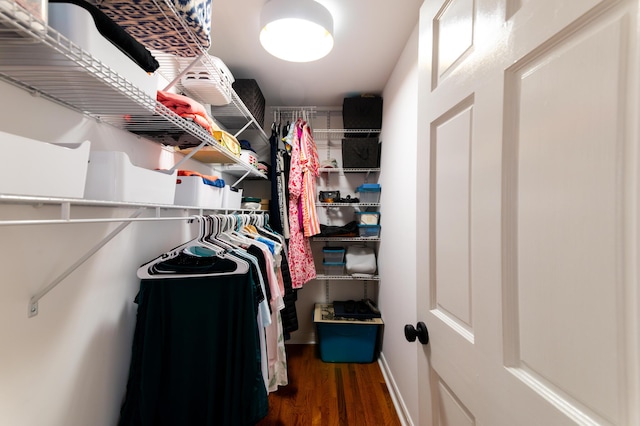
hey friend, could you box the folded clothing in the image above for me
[177,170,224,187]
[319,221,358,237]
[333,299,381,319]
[157,90,215,135]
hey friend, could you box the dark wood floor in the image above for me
[256,344,402,426]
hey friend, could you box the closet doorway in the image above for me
[415,0,640,424]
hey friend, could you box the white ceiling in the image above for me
[207,0,423,108]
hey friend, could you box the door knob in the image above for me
[404,322,429,345]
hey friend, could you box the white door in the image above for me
[414,0,640,424]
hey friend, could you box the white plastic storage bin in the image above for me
[47,3,159,98]
[221,185,243,210]
[0,130,91,198]
[180,56,234,106]
[240,149,258,168]
[84,151,176,204]
[174,176,223,209]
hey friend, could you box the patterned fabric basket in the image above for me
[91,0,212,57]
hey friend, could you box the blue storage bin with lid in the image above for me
[323,261,346,275]
[358,224,381,238]
[314,303,383,363]
[323,247,345,263]
[356,183,381,203]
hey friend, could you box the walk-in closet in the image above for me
[3,0,640,425]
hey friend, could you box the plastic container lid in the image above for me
[356,183,381,192]
[323,247,346,252]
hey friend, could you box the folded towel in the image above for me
[157,90,215,135]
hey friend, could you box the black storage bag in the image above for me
[233,79,266,128]
[342,95,383,137]
[211,79,265,130]
[341,138,381,168]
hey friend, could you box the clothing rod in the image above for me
[0,212,267,227]
[0,214,203,227]
[25,210,269,317]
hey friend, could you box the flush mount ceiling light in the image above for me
[260,0,334,62]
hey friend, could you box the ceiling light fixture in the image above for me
[259,0,334,63]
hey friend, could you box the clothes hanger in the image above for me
[137,215,250,279]
[203,215,236,251]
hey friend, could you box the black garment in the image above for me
[268,129,284,234]
[278,253,299,335]
[50,0,159,73]
[246,245,272,311]
[118,267,267,425]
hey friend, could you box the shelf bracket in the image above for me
[233,119,253,139]
[28,208,145,318]
[168,139,209,173]
[162,53,204,92]
[231,169,252,188]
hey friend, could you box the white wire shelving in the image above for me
[0,0,267,179]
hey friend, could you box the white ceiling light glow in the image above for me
[260,0,334,62]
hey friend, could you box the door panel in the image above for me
[435,375,475,426]
[432,99,474,338]
[416,0,639,424]
[433,0,475,87]
[503,15,627,424]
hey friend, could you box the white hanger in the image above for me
[137,215,250,279]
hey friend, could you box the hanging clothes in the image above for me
[117,214,293,425]
[268,126,285,235]
[118,268,268,426]
[217,215,290,390]
[287,118,321,288]
[298,121,321,237]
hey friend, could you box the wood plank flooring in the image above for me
[256,344,402,426]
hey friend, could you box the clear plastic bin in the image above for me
[323,261,346,275]
[356,212,380,225]
[323,247,346,263]
[356,183,381,203]
[358,224,381,238]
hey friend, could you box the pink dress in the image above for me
[287,119,320,288]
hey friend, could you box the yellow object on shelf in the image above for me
[177,129,241,163]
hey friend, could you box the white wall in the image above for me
[0,81,230,426]
[378,22,420,425]
[0,20,422,426]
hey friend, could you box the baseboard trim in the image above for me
[378,352,414,426]
[285,331,316,345]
